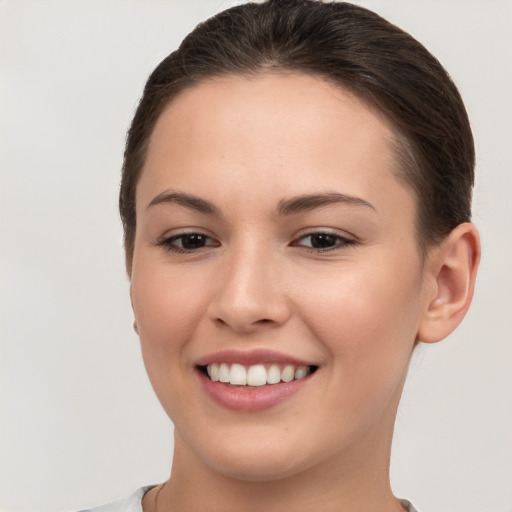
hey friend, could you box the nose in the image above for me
[207,242,292,333]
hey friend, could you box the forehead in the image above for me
[139,72,414,222]
[146,72,396,165]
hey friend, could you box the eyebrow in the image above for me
[146,190,375,216]
[147,191,220,215]
[276,192,376,215]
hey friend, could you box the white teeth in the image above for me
[247,364,267,386]
[281,365,295,383]
[266,364,281,384]
[219,363,230,383]
[230,364,247,385]
[205,362,313,386]
[209,363,219,382]
[295,366,309,380]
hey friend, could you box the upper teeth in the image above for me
[206,363,311,386]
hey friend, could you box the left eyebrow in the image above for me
[146,190,220,215]
[276,192,376,216]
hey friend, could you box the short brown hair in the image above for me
[120,0,474,274]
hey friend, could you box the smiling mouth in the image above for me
[199,363,318,388]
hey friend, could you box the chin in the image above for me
[208,451,309,482]
[185,426,328,483]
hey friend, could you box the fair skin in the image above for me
[130,73,480,512]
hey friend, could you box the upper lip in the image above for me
[195,348,314,367]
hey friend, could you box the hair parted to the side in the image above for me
[120,0,474,275]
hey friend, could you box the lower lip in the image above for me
[197,370,311,412]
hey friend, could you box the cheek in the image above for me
[290,258,424,442]
[132,250,208,336]
[297,255,423,373]
[130,259,209,397]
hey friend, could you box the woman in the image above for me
[84,0,481,510]
[3,1,496,511]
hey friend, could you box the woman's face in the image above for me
[131,73,434,480]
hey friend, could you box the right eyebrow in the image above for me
[276,192,376,216]
[146,190,220,215]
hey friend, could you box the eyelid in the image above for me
[292,227,357,241]
[291,228,357,252]
[153,227,357,254]
[154,229,220,253]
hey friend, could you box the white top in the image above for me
[79,486,154,512]
[78,486,420,512]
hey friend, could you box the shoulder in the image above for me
[400,498,421,512]
[78,486,156,512]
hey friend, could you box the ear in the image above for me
[130,284,139,335]
[418,222,480,344]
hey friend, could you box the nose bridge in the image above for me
[209,236,290,331]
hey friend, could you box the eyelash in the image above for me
[292,232,357,253]
[155,231,357,254]
[155,232,219,254]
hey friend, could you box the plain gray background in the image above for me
[1,1,511,511]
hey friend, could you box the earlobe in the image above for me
[418,223,480,344]
[130,284,139,335]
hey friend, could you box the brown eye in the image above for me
[175,234,209,249]
[307,233,338,249]
[294,232,356,252]
[157,233,219,253]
